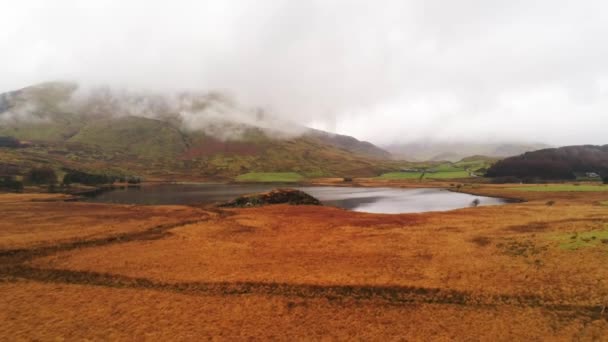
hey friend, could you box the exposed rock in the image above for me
[219,188,321,207]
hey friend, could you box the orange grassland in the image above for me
[1,183,608,340]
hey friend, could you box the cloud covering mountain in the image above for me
[1,0,607,146]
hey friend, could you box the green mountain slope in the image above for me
[0,82,396,180]
[69,116,188,159]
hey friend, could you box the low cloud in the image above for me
[1,0,607,145]
[2,82,306,140]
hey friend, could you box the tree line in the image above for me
[486,145,608,183]
[0,167,142,192]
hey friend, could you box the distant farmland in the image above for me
[235,172,304,182]
[377,161,489,180]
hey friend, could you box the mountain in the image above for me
[384,141,550,162]
[0,82,394,180]
[307,128,391,159]
[486,145,608,180]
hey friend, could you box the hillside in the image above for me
[385,141,550,162]
[486,145,608,181]
[307,128,391,159]
[0,82,395,180]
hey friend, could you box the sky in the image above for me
[1,0,607,146]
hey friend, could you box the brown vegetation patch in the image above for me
[180,138,261,159]
[497,239,549,257]
[507,222,549,233]
[0,194,208,250]
[470,236,492,247]
[219,188,321,207]
[3,281,607,341]
[2,184,608,340]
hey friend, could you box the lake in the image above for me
[83,184,507,214]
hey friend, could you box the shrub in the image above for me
[470,198,480,207]
[490,176,521,184]
[127,177,141,184]
[343,177,353,182]
[26,167,57,185]
[63,169,118,185]
[0,176,23,192]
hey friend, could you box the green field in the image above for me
[376,172,424,180]
[454,159,492,173]
[552,228,608,250]
[432,164,465,172]
[510,185,608,192]
[235,172,304,183]
[425,171,470,179]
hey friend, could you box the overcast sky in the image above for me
[1,0,607,146]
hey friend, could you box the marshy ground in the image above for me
[1,182,607,340]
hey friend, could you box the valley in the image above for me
[3,2,608,339]
[1,181,607,339]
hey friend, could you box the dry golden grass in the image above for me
[2,280,606,341]
[1,183,608,340]
[0,196,207,250]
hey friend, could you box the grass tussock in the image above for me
[552,228,608,250]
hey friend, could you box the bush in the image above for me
[0,176,23,192]
[63,169,118,185]
[127,177,141,184]
[343,177,353,182]
[490,176,521,184]
[26,167,57,185]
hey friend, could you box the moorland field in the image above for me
[1,179,607,340]
[1,83,608,340]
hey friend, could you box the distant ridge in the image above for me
[486,145,608,180]
[384,141,551,162]
[0,82,394,179]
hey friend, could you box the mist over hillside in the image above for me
[384,141,550,162]
[0,82,393,179]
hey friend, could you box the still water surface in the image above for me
[84,184,507,214]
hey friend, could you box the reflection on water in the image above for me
[298,186,505,214]
[83,184,277,206]
[83,184,506,214]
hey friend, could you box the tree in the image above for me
[62,169,117,185]
[0,176,23,192]
[127,176,141,184]
[26,167,57,185]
